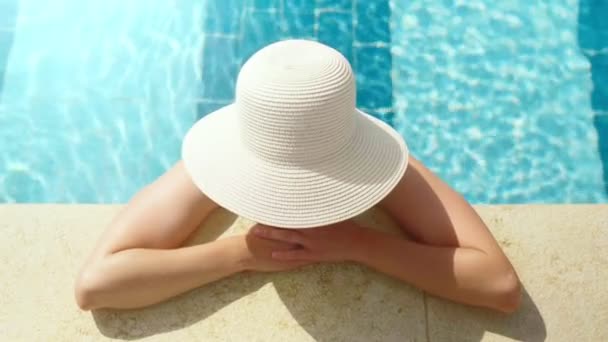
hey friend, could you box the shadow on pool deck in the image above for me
[0,0,19,96]
[578,0,608,195]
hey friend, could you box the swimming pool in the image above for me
[0,0,607,204]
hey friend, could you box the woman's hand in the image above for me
[251,220,369,263]
[236,224,315,272]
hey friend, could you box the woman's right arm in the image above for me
[76,235,247,310]
[74,161,306,310]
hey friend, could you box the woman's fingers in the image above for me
[253,225,306,245]
[272,249,313,261]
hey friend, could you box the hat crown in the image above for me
[235,40,356,165]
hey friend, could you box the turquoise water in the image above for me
[0,0,607,203]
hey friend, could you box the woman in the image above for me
[74,40,521,313]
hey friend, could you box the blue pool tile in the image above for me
[591,63,608,111]
[201,36,239,101]
[595,114,608,149]
[3,168,46,202]
[316,0,351,11]
[354,1,390,43]
[0,1,17,95]
[591,52,608,67]
[241,10,283,59]
[362,107,394,123]
[0,30,14,92]
[578,24,608,51]
[204,0,242,34]
[0,30,13,54]
[579,0,608,31]
[282,11,315,38]
[318,12,353,62]
[253,0,281,10]
[197,101,231,118]
[285,0,316,13]
[0,0,18,27]
[592,90,608,112]
[594,114,608,193]
[354,47,392,118]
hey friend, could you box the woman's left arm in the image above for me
[254,156,521,313]
[371,156,522,313]
[346,225,521,313]
[255,221,521,313]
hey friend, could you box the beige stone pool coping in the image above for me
[1,204,606,341]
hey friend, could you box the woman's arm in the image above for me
[373,156,521,313]
[77,233,311,310]
[253,156,521,313]
[351,228,521,313]
[75,162,308,310]
[256,221,520,313]
[74,161,229,310]
[77,237,247,310]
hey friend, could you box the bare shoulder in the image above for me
[379,156,504,255]
[86,160,219,260]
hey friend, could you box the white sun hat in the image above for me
[182,39,409,229]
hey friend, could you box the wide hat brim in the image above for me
[182,104,409,229]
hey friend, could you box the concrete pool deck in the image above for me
[1,204,606,341]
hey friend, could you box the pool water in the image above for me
[0,0,607,203]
